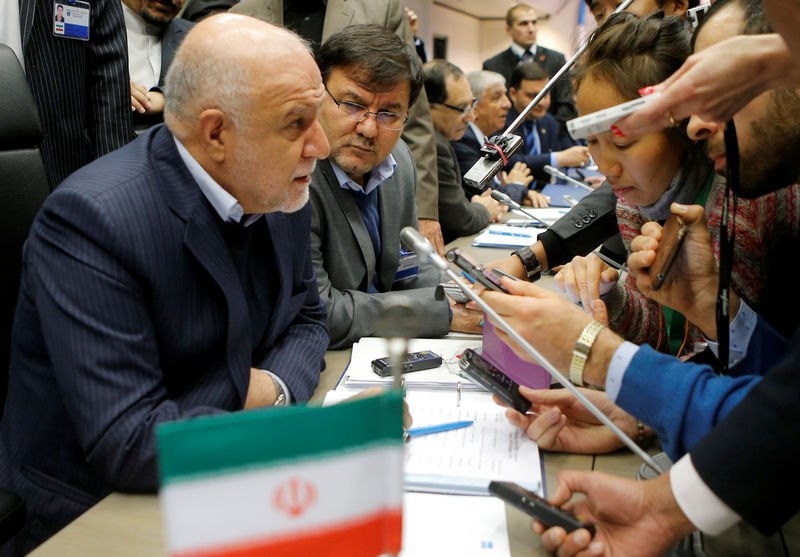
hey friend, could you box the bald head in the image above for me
[164,14,312,136]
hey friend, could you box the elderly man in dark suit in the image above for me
[9,0,134,187]
[308,25,483,349]
[483,3,577,130]
[0,15,330,554]
[123,0,194,129]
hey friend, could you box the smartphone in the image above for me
[649,214,689,291]
[371,350,443,377]
[489,481,595,535]
[446,248,509,293]
[458,348,531,414]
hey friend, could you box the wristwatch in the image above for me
[511,246,542,282]
[569,320,606,387]
[271,376,287,407]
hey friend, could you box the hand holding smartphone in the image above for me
[649,214,689,291]
[489,481,595,535]
[446,248,509,293]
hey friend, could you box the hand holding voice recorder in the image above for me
[649,214,689,291]
[489,481,595,535]
[458,348,531,414]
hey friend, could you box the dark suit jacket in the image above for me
[20,0,135,187]
[451,125,527,204]
[506,109,576,185]
[435,130,490,244]
[230,0,441,220]
[0,125,328,554]
[689,319,800,534]
[309,141,449,349]
[482,45,577,128]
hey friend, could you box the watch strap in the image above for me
[512,246,542,282]
[569,320,606,386]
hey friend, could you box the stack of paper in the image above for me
[340,337,484,391]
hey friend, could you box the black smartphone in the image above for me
[446,248,509,293]
[458,348,531,414]
[371,350,443,377]
[649,214,689,291]
[489,481,595,535]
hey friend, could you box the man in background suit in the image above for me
[424,60,505,244]
[0,15,330,554]
[229,0,446,255]
[2,0,134,187]
[483,3,577,130]
[309,25,482,349]
[453,70,539,206]
[506,62,589,186]
[123,0,194,129]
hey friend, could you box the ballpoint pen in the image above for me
[407,420,474,438]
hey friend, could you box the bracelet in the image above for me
[569,320,606,386]
[511,246,542,282]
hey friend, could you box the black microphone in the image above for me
[490,190,549,228]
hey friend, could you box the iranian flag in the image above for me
[157,392,404,557]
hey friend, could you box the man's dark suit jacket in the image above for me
[451,125,526,204]
[0,125,328,554]
[482,45,577,128]
[689,319,800,534]
[505,109,576,186]
[434,130,490,244]
[20,0,135,187]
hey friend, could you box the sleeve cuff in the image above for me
[705,299,756,367]
[259,369,293,404]
[670,454,741,535]
[605,341,639,402]
[550,153,557,167]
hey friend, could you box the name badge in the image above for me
[394,246,419,282]
[53,0,91,41]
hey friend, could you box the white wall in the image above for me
[429,4,483,72]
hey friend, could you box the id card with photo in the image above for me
[53,0,90,41]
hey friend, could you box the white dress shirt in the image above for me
[0,1,25,69]
[122,3,162,89]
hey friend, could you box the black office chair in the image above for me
[0,42,51,543]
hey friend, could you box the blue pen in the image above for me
[407,420,474,438]
[488,230,535,238]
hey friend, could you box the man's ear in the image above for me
[662,0,690,18]
[197,108,228,163]
[505,24,512,37]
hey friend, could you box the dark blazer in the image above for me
[689,319,800,534]
[435,130,490,244]
[20,0,134,187]
[0,125,328,554]
[309,141,449,349]
[506,109,577,185]
[482,45,577,128]
[451,125,527,204]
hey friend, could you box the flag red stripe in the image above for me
[173,508,402,557]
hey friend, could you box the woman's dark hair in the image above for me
[575,11,690,101]
[316,24,424,107]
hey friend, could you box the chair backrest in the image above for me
[0,44,51,419]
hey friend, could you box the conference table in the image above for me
[22,229,696,556]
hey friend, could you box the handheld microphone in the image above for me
[543,165,594,192]
[463,0,638,189]
[400,226,664,475]
[490,190,550,228]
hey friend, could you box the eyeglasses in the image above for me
[436,98,478,116]
[324,85,409,131]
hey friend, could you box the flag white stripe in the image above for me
[161,445,404,552]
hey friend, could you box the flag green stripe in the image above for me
[157,391,404,481]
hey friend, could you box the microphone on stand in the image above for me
[399,226,664,475]
[543,165,594,192]
[490,190,550,228]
